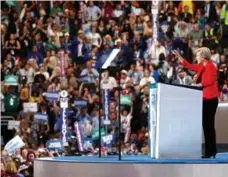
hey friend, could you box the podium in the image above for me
[149,83,202,159]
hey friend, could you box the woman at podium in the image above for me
[173,47,219,158]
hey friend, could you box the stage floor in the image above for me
[37,152,228,164]
[34,153,228,177]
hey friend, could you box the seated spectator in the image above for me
[210,47,220,66]
[188,24,203,55]
[148,40,166,66]
[120,70,131,88]
[139,69,155,88]
[103,34,114,48]
[203,23,218,48]
[173,68,192,86]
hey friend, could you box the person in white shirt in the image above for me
[174,21,190,39]
[35,65,50,80]
[86,1,101,25]
[210,47,220,67]
[87,26,102,48]
[148,40,166,66]
[112,3,124,18]
[121,106,133,134]
[25,60,35,84]
[139,69,155,88]
[120,70,131,89]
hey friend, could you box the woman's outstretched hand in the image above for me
[172,50,184,64]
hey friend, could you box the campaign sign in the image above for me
[74,99,87,108]
[46,140,63,152]
[4,135,25,155]
[34,113,48,123]
[45,91,60,101]
[8,121,20,130]
[4,75,18,86]
[120,95,131,106]
[91,128,105,140]
[102,134,113,146]
[23,103,38,112]
[83,138,93,150]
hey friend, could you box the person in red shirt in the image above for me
[173,47,219,158]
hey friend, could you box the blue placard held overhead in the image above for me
[46,140,63,152]
[34,113,48,123]
[45,92,60,101]
[74,99,87,108]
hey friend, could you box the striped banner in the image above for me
[45,92,60,101]
[34,113,48,123]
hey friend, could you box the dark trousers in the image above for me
[203,97,218,156]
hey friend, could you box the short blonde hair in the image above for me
[195,47,211,59]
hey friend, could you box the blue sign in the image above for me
[102,134,113,146]
[83,138,93,150]
[34,113,48,123]
[45,92,60,101]
[74,99,87,108]
[46,140,63,152]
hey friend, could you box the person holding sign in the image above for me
[172,47,219,158]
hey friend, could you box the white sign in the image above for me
[8,121,20,130]
[60,98,68,108]
[4,135,25,155]
[23,103,38,112]
[131,6,142,16]
[102,134,113,145]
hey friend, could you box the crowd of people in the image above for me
[1,1,228,176]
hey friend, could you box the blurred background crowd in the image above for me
[1,0,228,176]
